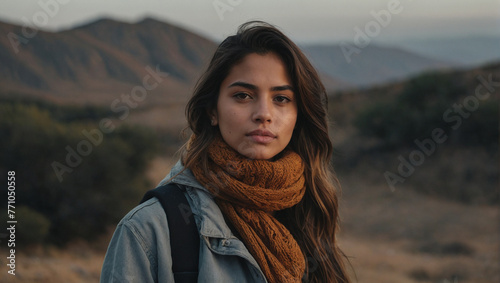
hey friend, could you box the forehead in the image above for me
[222,52,291,87]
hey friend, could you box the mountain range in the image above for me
[379,35,500,67]
[301,44,450,87]
[0,18,215,105]
[1,17,498,130]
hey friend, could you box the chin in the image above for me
[241,152,271,160]
[239,147,281,160]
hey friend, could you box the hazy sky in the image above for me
[1,0,499,44]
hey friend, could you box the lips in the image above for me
[246,129,277,144]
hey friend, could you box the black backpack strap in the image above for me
[140,183,199,283]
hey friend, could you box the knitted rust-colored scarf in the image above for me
[191,137,306,283]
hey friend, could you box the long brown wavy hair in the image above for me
[181,21,351,282]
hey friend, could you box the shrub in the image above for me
[16,206,51,245]
[354,71,498,148]
[0,100,161,246]
[417,241,474,256]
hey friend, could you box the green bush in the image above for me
[354,71,498,147]
[0,100,161,246]
[456,101,498,148]
[16,206,51,245]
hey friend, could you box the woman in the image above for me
[101,21,351,282]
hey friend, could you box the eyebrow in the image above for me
[228,81,294,92]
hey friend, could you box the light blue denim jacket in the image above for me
[100,161,268,282]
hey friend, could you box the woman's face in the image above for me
[213,52,298,160]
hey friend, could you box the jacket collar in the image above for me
[158,160,234,239]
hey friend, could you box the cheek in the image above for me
[219,111,240,134]
[223,109,245,123]
[281,110,298,132]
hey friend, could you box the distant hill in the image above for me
[302,44,452,87]
[329,61,500,135]
[381,35,500,67]
[0,18,217,106]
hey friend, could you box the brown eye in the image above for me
[233,92,252,100]
[274,95,291,103]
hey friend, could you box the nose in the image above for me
[252,97,272,123]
